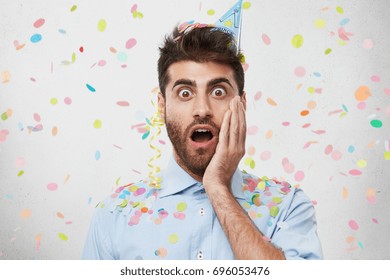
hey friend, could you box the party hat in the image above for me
[214,0,243,47]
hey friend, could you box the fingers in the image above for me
[229,96,246,149]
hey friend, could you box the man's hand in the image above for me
[203,96,246,189]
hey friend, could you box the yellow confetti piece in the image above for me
[207,9,215,16]
[257,180,266,190]
[357,159,367,168]
[384,151,390,160]
[168,234,179,244]
[58,233,68,241]
[97,19,107,32]
[17,170,24,177]
[243,2,251,9]
[93,119,102,129]
[176,202,187,212]
[147,88,165,188]
[336,6,344,14]
[291,34,304,48]
[314,19,326,29]
[50,98,58,105]
[325,48,332,55]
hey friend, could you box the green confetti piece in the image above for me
[119,199,128,208]
[17,170,24,177]
[98,19,107,32]
[71,52,76,63]
[116,177,121,186]
[70,5,77,12]
[270,206,279,217]
[291,34,304,48]
[58,233,68,241]
[325,48,332,55]
[370,119,383,128]
[257,181,266,190]
[1,112,8,121]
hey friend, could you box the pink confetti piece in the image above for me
[247,125,259,135]
[33,113,41,122]
[116,101,130,107]
[47,182,58,191]
[331,150,343,161]
[260,150,272,161]
[131,4,138,13]
[254,91,262,101]
[261,33,271,45]
[98,60,107,67]
[294,66,306,77]
[126,38,137,49]
[372,218,378,224]
[349,169,362,176]
[294,170,305,181]
[64,97,72,105]
[370,75,380,82]
[0,129,10,143]
[324,144,333,155]
[311,130,326,135]
[282,122,290,126]
[384,88,390,96]
[366,188,376,204]
[338,27,353,41]
[303,141,318,149]
[328,109,343,116]
[33,18,45,28]
[282,158,295,174]
[302,123,311,128]
[362,38,373,49]
[348,220,359,231]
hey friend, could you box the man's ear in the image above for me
[157,91,165,121]
[241,91,247,111]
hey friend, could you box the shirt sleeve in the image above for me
[81,205,115,260]
[271,189,323,260]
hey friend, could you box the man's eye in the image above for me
[211,87,226,97]
[178,89,193,98]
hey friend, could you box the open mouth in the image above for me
[191,129,214,143]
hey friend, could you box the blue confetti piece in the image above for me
[95,150,101,160]
[86,83,96,92]
[340,18,350,26]
[313,72,321,77]
[142,130,150,140]
[30,34,42,43]
[348,145,355,153]
[58,29,67,34]
[5,194,13,199]
[342,104,348,112]
[88,197,92,204]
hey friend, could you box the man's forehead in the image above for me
[166,61,236,87]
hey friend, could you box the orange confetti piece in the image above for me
[342,187,349,199]
[355,85,371,101]
[20,209,32,219]
[265,130,273,139]
[52,126,58,136]
[300,110,310,116]
[56,212,65,219]
[109,47,117,53]
[266,97,277,106]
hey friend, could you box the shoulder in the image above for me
[93,180,160,221]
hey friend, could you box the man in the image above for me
[81,24,323,260]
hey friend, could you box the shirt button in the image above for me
[199,208,205,216]
[197,251,204,260]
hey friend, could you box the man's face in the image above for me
[158,61,246,180]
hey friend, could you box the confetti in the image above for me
[86,84,96,92]
[20,209,32,219]
[366,188,376,204]
[70,5,77,12]
[64,97,72,105]
[207,9,215,16]
[282,158,295,174]
[294,66,306,77]
[370,75,380,82]
[125,38,137,49]
[314,19,326,29]
[294,170,305,182]
[349,169,362,176]
[348,220,359,231]
[324,48,332,55]
[95,150,101,160]
[117,101,130,107]
[266,97,277,106]
[0,129,10,143]
[33,18,45,28]
[30,34,42,43]
[58,233,68,241]
[52,126,58,136]
[363,39,374,49]
[242,2,251,9]
[260,151,272,161]
[370,120,382,128]
[2,71,10,83]
[93,119,102,129]
[176,202,187,212]
[168,234,179,244]
[291,34,304,48]
[117,52,128,62]
[336,6,344,14]
[247,126,258,135]
[355,85,371,101]
[50,98,58,105]
[356,159,367,168]
[254,91,262,101]
[47,182,58,191]
[97,19,107,32]
[261,34,271,45]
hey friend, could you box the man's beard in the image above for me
[165,117,219,179]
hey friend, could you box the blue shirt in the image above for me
[82,158,323,260]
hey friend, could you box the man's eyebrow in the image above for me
[172,79,196,90]
[207,78,234,89]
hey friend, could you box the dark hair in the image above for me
[157,25,245,97]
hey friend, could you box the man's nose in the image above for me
[192,94,213,119]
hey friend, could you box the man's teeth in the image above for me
[196,129,210,132]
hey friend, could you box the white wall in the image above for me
[0,0,389,259]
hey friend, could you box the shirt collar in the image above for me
[158,157,245,199]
